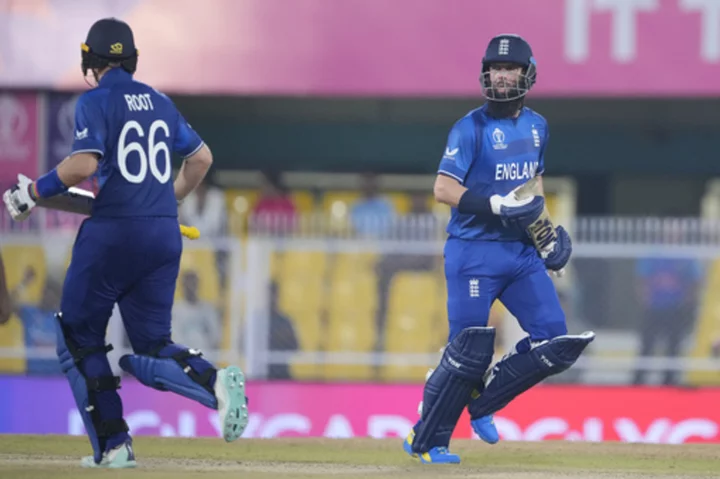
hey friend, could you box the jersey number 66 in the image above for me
[118,119,171,185]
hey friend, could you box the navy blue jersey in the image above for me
[71,68,203,218]
[437,104,548,241]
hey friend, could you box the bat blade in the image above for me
[513,177,565,278]
[35,187,95,216]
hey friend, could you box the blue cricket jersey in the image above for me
[437,104,548,241]
[70,68,204,218]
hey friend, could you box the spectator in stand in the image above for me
[251,170,297,235]
[350,173,395,238]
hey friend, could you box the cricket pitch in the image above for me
[1,435,719,479]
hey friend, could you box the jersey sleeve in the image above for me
[174,112,205,158]
[437,117,476,184]
[70,94,107,158]
[537,121,549,176]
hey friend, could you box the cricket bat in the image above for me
[35,186,200,240]
[35,186,95,216]
[512,176,565,277]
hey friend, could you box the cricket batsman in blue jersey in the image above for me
[3,18,248,468]
[402,34,595,464]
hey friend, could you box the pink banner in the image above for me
[3,377,720,444]
[0,93,40,187]
[0,0,716,96]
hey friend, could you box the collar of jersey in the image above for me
[99,68,133,87]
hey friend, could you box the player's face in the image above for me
[489,63,522,94]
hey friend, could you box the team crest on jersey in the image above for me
[469,278,480,298]
[491,128,507,150]
[532,126,541,147]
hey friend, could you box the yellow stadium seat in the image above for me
[0,315,26,373]
[278,277,323,317]
[280,251,327,278]
[291,190,316,214]
[382,272,443,381]
[176,247,220,303]
[331,252,378,276]
[687,259,720,385]
[225,189,259,237]
[227,188,315,215]
[286,310,324,380]
[323,191,360,218]
[387,272,442,316]
[386,192,411,215]
[280,273,324,381]
[324,309,376,381]
[324,191,415,217]
[328,273,378,314]
[1,245,47,303]
[225,189,260,216]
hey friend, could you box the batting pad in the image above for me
[412,327,495,453]
[119,345,217,409]
[469,331,595,419]
[56,314,129,464]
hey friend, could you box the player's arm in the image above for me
[174,144,213,202]
[0,252,10,325]
[172,114,212,203]
[34,94,104,200]
[434,174,467,207]
[2,94,104,220]
[435,118,477,208]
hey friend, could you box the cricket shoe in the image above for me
[471,415,500,444]
[215,365,249,442]
[402,426,461,464]
[81,440,137,468]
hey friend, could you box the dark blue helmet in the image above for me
[81,18,138,79]
[480,34,537,102]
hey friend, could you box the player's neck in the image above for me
[485,100,523,119]
[94,66,120,83]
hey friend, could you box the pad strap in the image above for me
[56,313,129,439]
[149,342,216,394]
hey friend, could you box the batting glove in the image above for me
[490,191,545,232]
[3,174,36,221]
[544,226,572,271]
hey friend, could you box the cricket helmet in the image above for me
[81,18,138,78]
[480,34,537,102]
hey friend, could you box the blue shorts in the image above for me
[60,216,182,354]
[444,238,567,342]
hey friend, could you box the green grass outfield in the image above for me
[1,435,719,479]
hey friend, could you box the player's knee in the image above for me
[448,319,489,343]
[544,320,568,339]
[131,339,171,356]
[447,308,490,343]
[530,301,567,340]
[528,319,568,342]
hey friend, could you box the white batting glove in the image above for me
[488,187,535,215]
[3,174,36,221]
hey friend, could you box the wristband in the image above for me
[457,190,493,216]
[33,169,69,198]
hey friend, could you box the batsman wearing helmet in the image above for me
[2,18,248,468]
[402,34,594,464]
